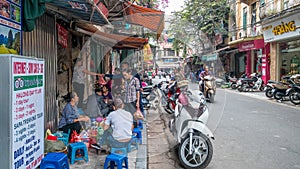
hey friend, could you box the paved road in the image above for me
[148,80,300,169]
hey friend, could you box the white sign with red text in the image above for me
[11,57,44,169]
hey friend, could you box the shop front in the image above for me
[228,35,267,80]
[262,12,300,81]
[238,38,265,80]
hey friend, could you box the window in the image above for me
[283,0,288,10]
[251,2,257,26]
[260,0,265,7]
[243,7,247,30]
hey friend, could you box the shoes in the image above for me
[91,143,101,150]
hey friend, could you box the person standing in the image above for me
[72,58,101,108]
[121,62,145,117]
[122,68,141,128]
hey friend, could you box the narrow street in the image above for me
[147,82,300,169]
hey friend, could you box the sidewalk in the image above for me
[222,88,300,109]
[68,122,148,169]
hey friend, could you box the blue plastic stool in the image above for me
[40,152,69,169]
[138,120,143,130]
[103,153,128,169]
[127,136,139,152]
[111,147,127,156]
[68,142,89,164]
[132,128,142,144]
[53,129,70,146]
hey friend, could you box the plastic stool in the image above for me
[53,130,70,146]
[40,152,69,169]
[132,128,142,144]
[138,120,143,130]
[111,147,127,156]
[68,142,89,164]
[103,153,128,169]
[127,136,139,152]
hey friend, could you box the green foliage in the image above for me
[172,0,229,36]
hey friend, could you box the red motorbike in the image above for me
[164,81,181,114]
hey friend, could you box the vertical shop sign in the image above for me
[0,0,22,55]
[57,24,68,48]
[11,56,44,169]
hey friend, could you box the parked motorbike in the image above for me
[225,73,240,89]
[287,74,300,105]
[147,81,168,110]
[288,85,300,105]
[237,73,264,92]
[169,87,214,169]
[141,85,153,109]
[165,81,181,114]
[264,80,279,98]
[199,75,216,103]
[272,76,296,101]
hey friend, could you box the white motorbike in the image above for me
[147,82,168,112]
[169,88,214,169]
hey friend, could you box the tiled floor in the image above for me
[69,147,138,169]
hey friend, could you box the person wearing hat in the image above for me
[96,98,133,149]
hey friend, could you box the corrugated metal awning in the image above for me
[123,2,164,39]
[76,23,148,49]
[47,0,110,25]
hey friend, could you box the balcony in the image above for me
[240,0,256,5]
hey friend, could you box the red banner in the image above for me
[57,24,68,48]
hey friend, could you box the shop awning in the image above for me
[228,35,264,47]
[76,23,148,49]
[214,46,230,53]
[47,0,110,26]
[123,2,164,39]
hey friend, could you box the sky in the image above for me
[161,0,185,15]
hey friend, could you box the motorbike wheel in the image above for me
[237,86,243,92]
[231,83,238,89]
[208,93,214,103]
[178,133,213,169]
[273,91,283,100]
[265,88,274,98]
[289,91,300,105]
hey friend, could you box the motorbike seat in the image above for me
[267,80,277,83]
[141,92,151,96]
[240,78,255,82]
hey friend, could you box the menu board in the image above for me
[11,57,44,169]
[0,0,21,55]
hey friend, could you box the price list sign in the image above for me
[10,56,44,169]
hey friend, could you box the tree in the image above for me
[7,29,14,48]
[180,0,229,36]
[168,0,230,54]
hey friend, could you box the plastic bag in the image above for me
[70,130,81,143]
[44,139,66,154]
[134,109,144,121]
[98,75,107,85]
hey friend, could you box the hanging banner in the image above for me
[143,44,153,62]
[57,23,68,48]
